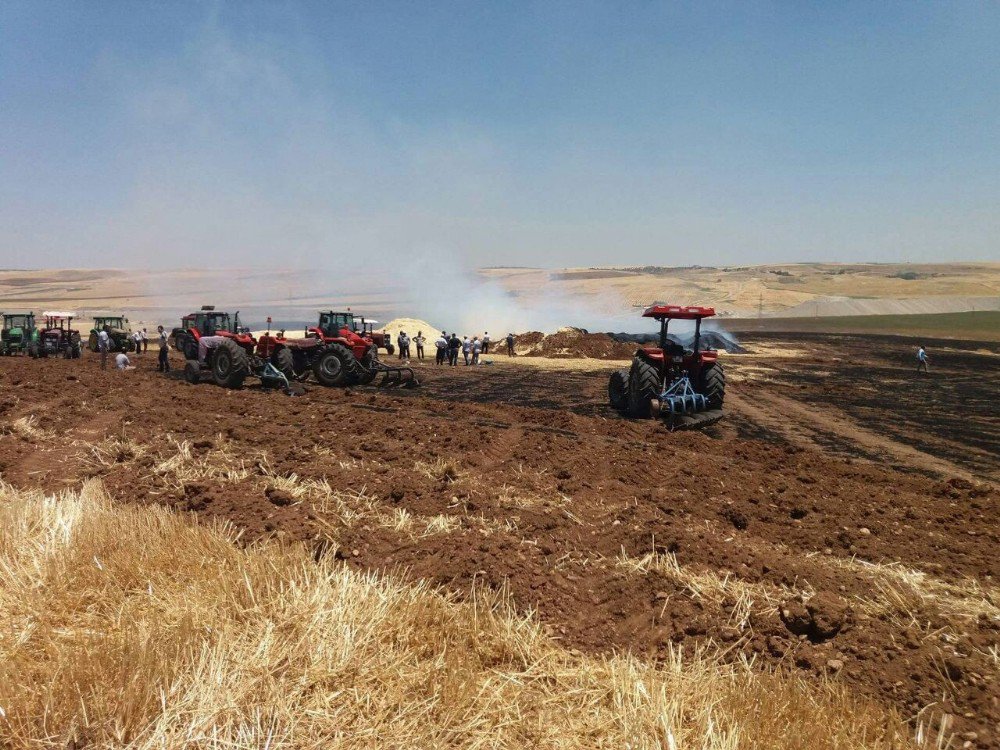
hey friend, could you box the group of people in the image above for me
[394,330,516,366]
[96,324,171,372]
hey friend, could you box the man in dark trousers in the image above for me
[506,333,515,356]
[482,331,490,354]
[435,332,448,365]
[156,325,170,372]
[448,333,461,366]
[414,331,425,360]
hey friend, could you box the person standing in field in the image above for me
[97,325,111,370]
[141,328,149,353]
[414,331,425,360]
[506,333,515,356]
[471,336,482,365]
[435,332,448,365]
[448,333,461,366]
[916,345,930,374]
[482,332,490,354]
[132,329,143,356]
[397,331,410,361]
[157,325,170,372]
[462,335,471,365]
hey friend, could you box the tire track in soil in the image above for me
[726,389,981,482]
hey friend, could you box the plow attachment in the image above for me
[649,376,723,430]
[362,360,420,388]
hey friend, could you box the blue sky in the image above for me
[1,1,998,269]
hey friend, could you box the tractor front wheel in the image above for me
[88,332,99,352]
[626,358,660,418]
[272,346,295,380]
[212,338,248,389]
[184,361,201,384]
[608,369,629,412]
[312,343,354,387]
[355,345,379,385]
[700,362,725,409]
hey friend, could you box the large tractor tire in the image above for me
[384,343,395,356]
[184,361,201,384]
[211,338,248,389]
[71,342,82,359]
[88,332,99,352]
[271,346,295,380]
[608,368,629,412]
[700,362,725,409]
[626,358,660,418]
[312,342,355,387]
[355,345,379,385]
[175,332,197,361]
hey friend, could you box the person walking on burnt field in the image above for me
[397,331,411,361]
[482,331,491,355]
[97,325,112,370]
[156,325,170,372]
[462,335,471,365]
[448,333,461,366]
[435,332,448,365]
[916,345,930,374]
[142,328,149,353]
[506,332,515,356]
[471,336,482,365]
[414,331,426,360]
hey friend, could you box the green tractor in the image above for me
[0,312,38,356]
[88,315,134,353]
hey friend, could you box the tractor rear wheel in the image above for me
[700,362,725,408]
[271,346,295,380]
[312,342,355,387]
[608,368,629,411]
[626,357,660,418]
[211,338,248,389]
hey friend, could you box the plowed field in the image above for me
[1,332,996,744]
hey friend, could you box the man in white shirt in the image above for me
[97,326,111,370]
[435,333,448,365]
[157,325,170,372]
[115,352,132,371]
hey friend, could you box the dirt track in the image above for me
[0,332,997,744]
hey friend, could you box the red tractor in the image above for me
[175,307,292,391]
[32,312,82,359]
[354,317,394,355]
[258,310,416,387]
[608,305,725,429]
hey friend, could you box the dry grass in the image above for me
[0,481,938,749]
[415,457,464,484]
[0,415,51,441]
[617,550,805,631]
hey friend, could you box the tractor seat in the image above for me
[663,342,685,357]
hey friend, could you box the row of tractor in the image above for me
[172,307,416,392]
[0,312,85,358]
[3,303,724,429]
